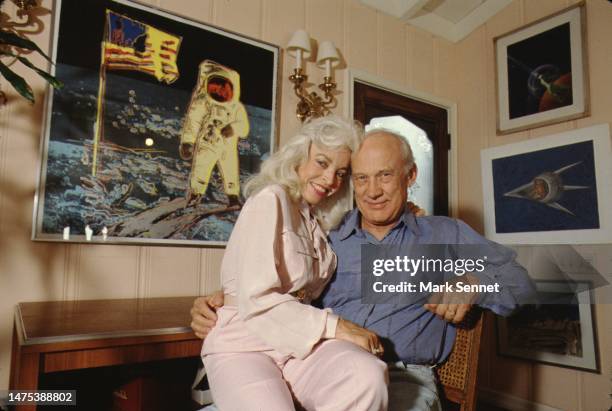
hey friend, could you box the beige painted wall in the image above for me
[0,0,609,410]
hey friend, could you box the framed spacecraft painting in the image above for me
[496,281,599,373]
[481,124,612,244]
[494,3,588,134]
[33,0,280,246]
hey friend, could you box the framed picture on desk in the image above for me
[33,0,280,246]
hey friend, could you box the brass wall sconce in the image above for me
[10,0,39,10]
[287,30,340,122]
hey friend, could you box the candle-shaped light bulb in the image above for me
[287,29,310,72]
[296,49,302,70]
[316,41,339,80]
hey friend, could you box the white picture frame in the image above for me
[495,3,588,134]
[481,124,612,244]
[497,281,599,373]
[32,0,280,246]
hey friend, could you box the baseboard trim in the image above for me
[479,388,563,411]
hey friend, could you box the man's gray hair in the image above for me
[363,127,415,174]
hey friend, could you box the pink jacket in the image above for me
[203,184,339,359]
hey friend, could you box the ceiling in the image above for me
[359,0,513,43]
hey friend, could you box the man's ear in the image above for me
[407,164,418,186]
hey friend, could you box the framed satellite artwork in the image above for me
[481,124,612,244]
[33,0,280,246]
[494,3,588,134]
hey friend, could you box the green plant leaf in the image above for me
[12,54,63,89]
[0,30,52,62]
[0,60,34,102]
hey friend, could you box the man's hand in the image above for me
[423,274,479,324]
[335,318,384,357]
[190,291,224,339]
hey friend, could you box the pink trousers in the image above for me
[203,339,389,411]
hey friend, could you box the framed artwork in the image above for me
[495,3,588,134]
[497,281,599,373]
[481,124,612,244]
[33,0,280,246]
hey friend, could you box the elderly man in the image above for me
[192,129,535,410]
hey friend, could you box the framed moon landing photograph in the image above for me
[481,124,612,244]
[33,0,280,246]
[494,3,588,134]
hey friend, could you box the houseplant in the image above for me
[0,0,62,103]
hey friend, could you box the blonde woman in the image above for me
[202,116,388,411]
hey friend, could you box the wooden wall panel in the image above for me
[527,121,574,138]
[433,38,455,100]
[532,365,579,410]
[344,0,377,74]
[489,356,532,402]
[409,28,435,94]
[214,0,263,38]
[581,300,611,411]
[263,0,305,45]
[264,0,304,145]
[378,13,406,86]
[147,247,200,296]
[159,0,214,24]
[199,248,223,295]
[524,0,570,24]
[577,0,612,127]
[306,0,344,49]
[452,28,486,230]
[75,245,139,299]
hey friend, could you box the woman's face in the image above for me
[297,143,351,206]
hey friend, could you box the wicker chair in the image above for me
[435,308,484,411]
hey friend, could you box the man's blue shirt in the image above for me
[319,208,535,365]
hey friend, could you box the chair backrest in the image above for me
[435,308,484,411]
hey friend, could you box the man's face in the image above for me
[351,133,416,236]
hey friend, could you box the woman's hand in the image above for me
[335,318,384,357]
[190,291,224,339]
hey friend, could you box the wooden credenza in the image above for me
[9,297,202,410]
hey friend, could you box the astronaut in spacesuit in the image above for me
[180,60,250,207]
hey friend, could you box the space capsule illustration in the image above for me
[503,161,589,216]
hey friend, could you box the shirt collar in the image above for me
[400,209,421,236]
[298,198,314,221]
[337,208,360,240]
[337,206,421,241]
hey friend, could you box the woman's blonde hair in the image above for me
[244,115,363,231]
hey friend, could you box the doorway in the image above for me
[353,81,451,216]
